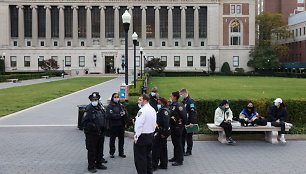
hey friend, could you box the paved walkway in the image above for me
[0,77,305,174]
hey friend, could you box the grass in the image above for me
[0,77,113,117]
[149,76,306,100]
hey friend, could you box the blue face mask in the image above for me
[157,104,162,110]
[91,101,98,107]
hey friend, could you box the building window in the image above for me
[188,41,192,46]
[149,41,153,46]
[67,41,71,46]
[174,56,180,67]
[175,41,179,46]
[81,41,85,46]
[24,6,32,37]
[201,41,205,46]
[64,6,73,37]
[51,6,59,38]
[65,56,71,67]
[231,5,235,14]
[27,41,31,46]
[105,6,114,38]
[160,7,168,38]
[133,7,142,39]
[10,6,18,38]
[92,6,100,38]
[187,56,193,67]
[10,56,17,67]
[37,6,46,38]
[40,41,45,46]
[186,7,194,38]
[230,19,241,45]
[146,7,155,38]
[173,7,181,38]
[304,27,306,35]
[162,41,166,46]
[79,56,85,67]
[13,41,18,46]
[200,56,206,66]
[296,29,298,36]
[24,56,31,67]
[300,28,302,36]
[161,56,167,67]
[78,6,86,38]
[54,41,58,46]
[38,56,44,67]
[298,0,304,3]
[231,4,241,14]
[199,7,207,38]
[233,56,239,67]
[236,5,241,14]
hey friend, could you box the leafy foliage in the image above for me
[40,59,59,71]
[145,58,166,73]
[221,62,231,73]
[210,55,216,73]
[248,46,280,69]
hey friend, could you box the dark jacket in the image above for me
[267,105,287,122]
[82,103,107,134]
[149,94,158,111]
[182,96,197,124]
[169,101,187,127]
[155,106,170,138]
[106,101,127,128]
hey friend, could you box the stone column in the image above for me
[86,6,92,47]
[113,6,120,47]
[58,5,65,47]
[72,5,78,47]
[45,5,51,47]
[31,5,38,47]
[141,6,147,47]
[17,5,24,47]
[128,6,134,47]
[180,6,186,47]
[167,6,173,47]
[99,6,106,47]
[154,6,160,47]
[193,6,200,47]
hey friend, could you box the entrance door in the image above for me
[105,56,114,73]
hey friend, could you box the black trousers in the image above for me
[182,128,193,153]
[134,133,154,174]
[170,125,184,163]
[152,134,168,168]
[239,118,267,126]
[109,126,125,155]
[271,121,286,134]
[219,121,232,138]
[85,132,105,169]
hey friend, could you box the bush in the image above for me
[122,99,306,134]
[221,62,231,73]
[0,71,64,82]
[0,59,4,74]
[129,74,148,96]
[235,68,245,73]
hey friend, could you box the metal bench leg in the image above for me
[218,131,227,144]
[265,131,279,144]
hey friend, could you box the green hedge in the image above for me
[0,71,64,82]
[122,99,306,132]
[129,74,148,96]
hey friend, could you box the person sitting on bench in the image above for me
[214,100,236,144]
[239,101,267,127]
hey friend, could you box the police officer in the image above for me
[180,88,197,156]
[152,98,170,171]
[149,87,159,111]
[82,92,107,173]
[106,93,127,158]
[134,94,157,174]
[168,91,187,166]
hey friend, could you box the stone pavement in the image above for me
[0,76,306,174]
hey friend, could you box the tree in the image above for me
[145,58,166,73]
[0,59,4,74]
[221,62,231,73]
[210,55,216,73]
[248,46,279,70]
[40,59,59,71]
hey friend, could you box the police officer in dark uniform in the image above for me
[180,88,197,156]
[152,98,170,171]
[106,93,127,158]
[149,87,159,111]
[168,91,187,166]
[82,92,107,173]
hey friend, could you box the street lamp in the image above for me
[132,32,138,88]
[122,10,131,85]
[62,59,65,78]
[140,47,143,79]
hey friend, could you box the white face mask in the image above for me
[274,102,280,107]
[157,104,162,110]
[138,104,143,109]
[113,98,120,103]
[151,92,156,97]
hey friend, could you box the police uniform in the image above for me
[106,100,127,157]
[149,93,158,111]
[82,94,107,172]
[152,106,170,170]
[134,103,157,174]
[182,96,197,155]
[169,101,187,166]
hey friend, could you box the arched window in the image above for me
[230,19,241,45]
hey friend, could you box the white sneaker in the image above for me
[280,137,287,143]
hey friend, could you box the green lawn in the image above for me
[149,76,306,100]
[0,77,113,117]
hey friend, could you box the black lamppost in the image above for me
[62,59,65,78]
[208,57,210,74]
[1,53,5,73]
[140,47,143,79]
[122,10,131,85]
[132,32,138,88]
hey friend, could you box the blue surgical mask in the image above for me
[157,104,162,110]
[91,101,98,107]
[151,92,156,97]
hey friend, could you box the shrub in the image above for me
[129,74,148,96]
[0,71,63,82]
[221,62,231,73]
[235,68,245,73]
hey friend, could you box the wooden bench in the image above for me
[41,76,49,79]
[207,122,293,144]
[7,79,19,83]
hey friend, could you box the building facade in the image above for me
[0,0,255,75]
